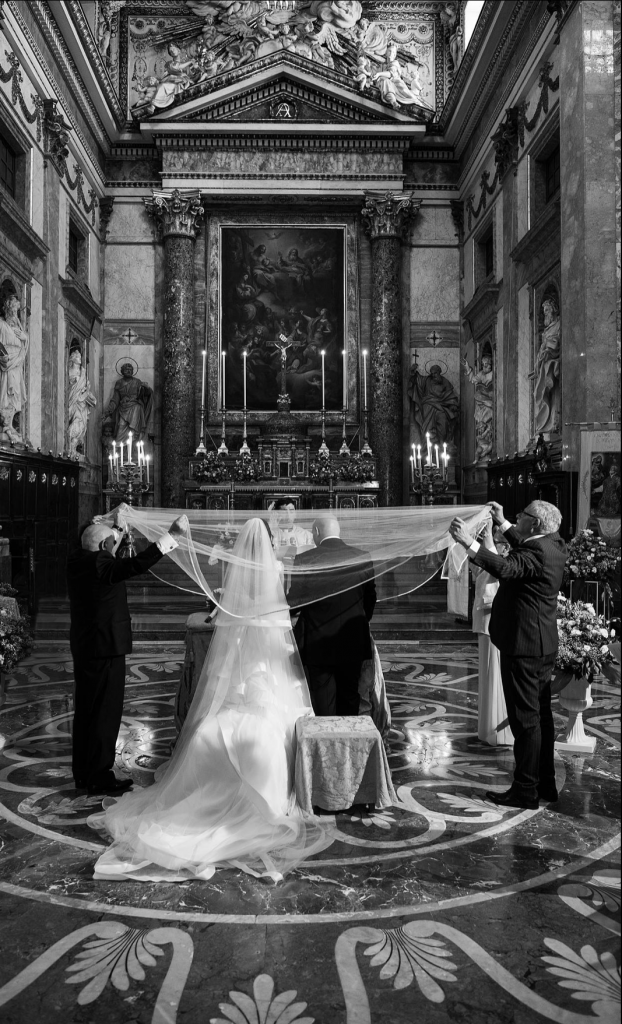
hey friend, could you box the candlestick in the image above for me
[119,443,124,468]
[362,350,368,411]
[425,432,432,466]
[201,350,206,412]
[434,444,439,469]
[221,350,226,408]
[342,348,347,410]
[321,350,325,411]
[128,431,133,464]
[243,350,247,409]
[112,440,116,462]
[108,453,113,480]
[145,455,150,485]
[410,455,414,484]
[417,444,422,473]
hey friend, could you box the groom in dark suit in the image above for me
[288,516,376,716]
[67,511,188,795]
[450,500,567,810]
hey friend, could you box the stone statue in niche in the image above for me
[462,349,494,463]
[530,294,561,436]
[0,292,29,445]
[103,362,153,445]
[408,356,459,446]
[67,348,96,458]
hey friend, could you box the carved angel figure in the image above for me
[373,43,427,109]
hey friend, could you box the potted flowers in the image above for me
[563,528,620,605]
[339,454,376,483]
[233,453,261,482]
[553,595,617,753]
[194,451,231,484]
[309,451,338,484]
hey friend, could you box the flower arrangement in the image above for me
[233,453,262,482]
[194,452,231,484]
[563,529,620,594]
[309,452,338,483]
[339,454,376,483]
[555,595,616,682]
[0,584,18,598]
[0,611,33,671]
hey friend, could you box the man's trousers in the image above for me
[72,655,126,787]
[500,650,557,801]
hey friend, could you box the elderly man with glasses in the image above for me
[67,508,188,796]
[449,500,567,810]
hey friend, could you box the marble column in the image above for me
[144,189,204,507]
[558,2,619,471]
[361,192,420,506]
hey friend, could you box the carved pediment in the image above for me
[121,2,447,126]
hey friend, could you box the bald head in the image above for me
[313,516,340,543]
[81,523,117,552]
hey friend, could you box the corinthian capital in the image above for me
[361,191,421,241]
[144,189,204,240]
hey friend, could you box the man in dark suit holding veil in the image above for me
[450,500,567,809]
[67,510,188,795]
[288,516,376,716]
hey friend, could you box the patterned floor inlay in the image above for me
[0,640,619,1023]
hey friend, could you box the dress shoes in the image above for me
[485,788,538,810]
[87,777,133,796]
[538,786,559,803]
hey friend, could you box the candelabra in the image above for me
[412,465,449,505]
[109,462,150,507]
[218,405,228,455]
[339,406,349,455]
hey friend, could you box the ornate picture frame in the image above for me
[577,425,621,542]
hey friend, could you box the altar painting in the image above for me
[578,427,621,545]
[221,226,345,412]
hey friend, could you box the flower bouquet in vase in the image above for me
[553,595,617,753]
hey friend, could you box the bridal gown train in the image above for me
[90,519,331,882]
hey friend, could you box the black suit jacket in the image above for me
[287,537,376,666]
[67,543,165,660]
[471,527,567,656]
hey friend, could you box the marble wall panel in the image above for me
[31,148,44,238]
[410,248,460,321]
[58,188,67,274]
[463,239,474,307]
[410,205,458,244]
[516,284,531,451]
[28,280,42,449]
[495,309,504,456]
[107,200,154,243]
[104,245,155,319]
[494,197,504,283]
[89,232,100,304]
[516,155,530,242]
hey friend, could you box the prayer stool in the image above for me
[295,716,396,813]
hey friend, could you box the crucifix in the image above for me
[121,328,138,345]
[274,333,292,398]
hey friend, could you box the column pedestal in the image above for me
[144,190,203,507]
[362,192,420,506]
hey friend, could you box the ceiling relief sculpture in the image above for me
[118,1,461,123]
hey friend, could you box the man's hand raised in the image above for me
[486,501,505,525]
[449,517,475,549]
[169,515,189,537]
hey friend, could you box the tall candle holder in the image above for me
[240,349,250,454]
[196,349,207,455]
[411,441,449,505]
[109,460,150,507]
[218,406,228,455]
[339,406,349,455]
[361,348,372,455]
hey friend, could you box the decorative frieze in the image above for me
[143,189,204,240]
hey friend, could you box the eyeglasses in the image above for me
[516,510,538,521]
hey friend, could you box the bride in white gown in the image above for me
[90,518,330,882]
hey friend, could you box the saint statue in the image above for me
[67,349,96,458]
[530,295,561,435]
[408,360,459,446]
[0,293,29,444]
[462,351,494,462]
[104,363,153,444]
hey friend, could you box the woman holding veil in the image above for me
[90,518,329,882]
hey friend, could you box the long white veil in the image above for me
[91,518,330,881]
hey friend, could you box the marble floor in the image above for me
[0,640,619,1023]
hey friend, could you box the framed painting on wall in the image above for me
[219,225,345,412]
[577,425,621,544]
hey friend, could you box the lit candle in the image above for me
[108,453,113,478]
[243,350,247,408]
[417,444,422,473]
[321,350,325,410]
[362,350,368,411]
[410,455,414,484]
[342,349,347,410]
[112,440,116,461]
[442,449,450,481]
[128,431,133,464]
[425,432,431,466]
[201,349,207,412]
[221,350,226,408]
[145,454,150,485]
[434,444,440,469]
[119,443,124,468]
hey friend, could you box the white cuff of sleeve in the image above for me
[157,534,178,554]
[500,520,512,533]
[468,540,481,556]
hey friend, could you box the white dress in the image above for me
[472,568,513,746]
[90,519,330,882]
